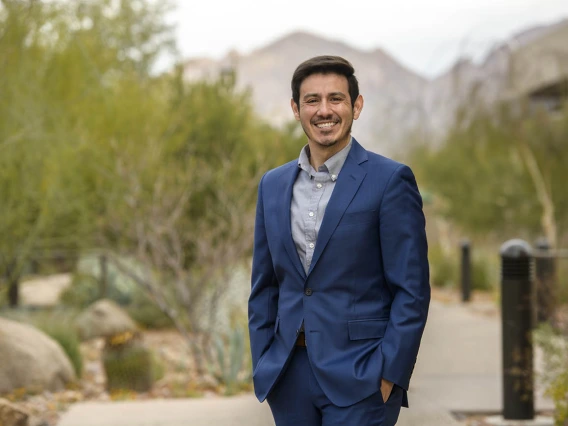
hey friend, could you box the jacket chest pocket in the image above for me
[339,209,378,228]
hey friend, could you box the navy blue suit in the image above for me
[248,139,430,420]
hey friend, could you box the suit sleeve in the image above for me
[379,164,430,390]
[248,174,279,369]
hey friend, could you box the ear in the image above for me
[353,95,364,120]
[291,98,300,121]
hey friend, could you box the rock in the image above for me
[75,299,138,341]
[0,318,76,395]
[0,397,48,426]
[20,274,72,308]
[0,398,29,426]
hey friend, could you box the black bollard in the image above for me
[461,240,471,302]
[500,239,534,420]
[534,238,556,325]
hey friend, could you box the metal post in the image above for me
[461,240,471,302]
[534,238,556,325]
[500,239,534,420]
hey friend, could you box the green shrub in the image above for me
[556,261,568,305]
[126,292,173,330]
[428,243,496,292]
[61,255,139,309]
[429,245,458,288]
[60,273,100,308]
[41,320,83,378]
[534,323,568,425]
[61,255,173,330]
[0,284,7,309]
[471,254,494,291]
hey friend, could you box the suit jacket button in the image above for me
[304,288,313,296]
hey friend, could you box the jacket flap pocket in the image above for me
[274,316,280,334]
[348,318,388,340]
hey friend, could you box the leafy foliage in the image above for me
[43,320,84,378]
[534,323,568,425]
[0,0,301,376]
[0,0,176,297]
[428,243,495,290]
[411,103,568,244]
[60,255,173,329]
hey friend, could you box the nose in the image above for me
[317,100,332,117]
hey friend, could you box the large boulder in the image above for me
[0,318,76,395]
[75,299,138,341]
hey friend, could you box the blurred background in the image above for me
[0,1,567,425]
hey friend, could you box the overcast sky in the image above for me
[171,0,568,78]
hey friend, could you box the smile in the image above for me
[315,122,337,129]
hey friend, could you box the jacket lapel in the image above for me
[278,164,306,280]
[308,140,368,276]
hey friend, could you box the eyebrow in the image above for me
[302,92,347,99]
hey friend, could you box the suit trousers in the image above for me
[266,347,404,426]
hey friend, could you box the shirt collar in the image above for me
[297,137,353,180]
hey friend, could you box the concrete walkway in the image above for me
[57,297,554,426]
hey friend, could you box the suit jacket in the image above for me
[248,138,430,408]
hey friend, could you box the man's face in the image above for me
[291,73,363,150]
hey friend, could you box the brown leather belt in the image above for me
[295,332,307,347]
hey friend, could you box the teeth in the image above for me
[316,122,336,128]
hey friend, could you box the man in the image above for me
[248,55,430,426]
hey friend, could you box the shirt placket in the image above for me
[304,170,328,271]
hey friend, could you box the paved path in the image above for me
[57,298,554,426]
[410,298,552,415]
[58,395,273,426]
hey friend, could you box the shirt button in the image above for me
[304,288,313,296]
[331,174,337,181]
[309,243,315,249]
[309,211,314,217]
[316,183,323,189]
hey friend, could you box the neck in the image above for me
[308,136,350,170]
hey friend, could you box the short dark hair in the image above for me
[291,56,359,108]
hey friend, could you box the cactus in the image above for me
[208,326,251,395]
[103,333,162,393]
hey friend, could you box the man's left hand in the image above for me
[380,378,394,403]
